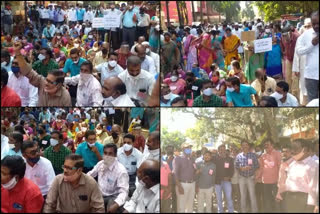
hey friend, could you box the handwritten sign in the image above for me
[92,18,105,28]
[254,37,272,53]
[241,31,255,41]
[104,14,121,28]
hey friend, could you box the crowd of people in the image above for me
[1,1,160,107]
[160,11,319,107]
[1,107,160,213]
[161,138,319,213]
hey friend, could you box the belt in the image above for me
[180,180,194,183]
[123,26,135,29]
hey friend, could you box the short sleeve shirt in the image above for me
[226,84,256,106]
[75,142,104,168]
[63,57,87,77]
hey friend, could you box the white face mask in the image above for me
[103,155,115,167]
[74,43,80,48]
[2,176,18,190]
[149,147,160,156]
[170,76,178,82]
[163,92,172,100]
[57,36,61,39]
[38,54,46,61]
[88,35,93,39]
[96,129,102,135]
[227,87,235,92]
[73,58,79,64]
[203,88,213,96]
[87,142,95,147]
[123,143,133,152]
[271,92,283,100]
[265,29,271,33]
[80,73,91,82]
[50,138,59,147]
[81,127,87,132]
[108,60,117,68]
[1,61,7,67]
[146,48,150,54]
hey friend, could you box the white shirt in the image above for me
[138,148,160,168]
[232,29,243,53]
[118,69,155,100]
[67,9,77,22]
[110,94,136,107]
[306,98,319,107]
[57,10,66,22]
[99,112,107,123]
[123,183,160,213]
[105,9,122,31]
[84,27,92,35]
[48,9,55,20]
[141,55,157,76]
[39,8,49,19]
[7,72,38,107]
[137,13,150,27]
[95,62,124,85]
[64,74,103,107]
[276,93,299,107]
[83,10,95,23]
[149,51,160,74]
[25,156,55,196]
[87,160,129,206]
[296,28,319,80]
[117,147,142,175]
[1,135,10,160]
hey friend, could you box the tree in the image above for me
[241,1,255,21]
[254,1,319,21]
[208,1,241,23]
[161,126,186,151]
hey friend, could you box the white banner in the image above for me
[104,14,121,28]
[92,18,105,28]
[254,37,272,53]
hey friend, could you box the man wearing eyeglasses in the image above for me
[43,154,105,213]
[21,140,55,200]
[12,41,72,106]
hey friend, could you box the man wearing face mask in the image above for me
[94,52,124,85]
[280,139,318,213]
[101,76,135,107]
[44,131,71,175]
[32,47,58,77]
[160,83,179,107]
[142,41,160,73]
[22,140,55,199]
[1,155,44,213]
[6,57,38,106]
[117,134,143,197]
[192,79,223,107]
[104,2,122,50]
[103,124,124,148]
[134,44,157,76]
[271,81,298,107]
[43,154,105,212]
[123,159,160,213]
[92,42,109,67]
[64,60,103,106]
[87,143,129,213]
[138,131,160,169]
[226,76,259,107]
[42,22,55,41]
[83,6,95,24]
[251,68,277,98]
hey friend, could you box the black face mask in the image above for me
[102,49,108,55]
[111,132,118,139]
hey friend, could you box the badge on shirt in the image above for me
[42,140,48,145]
[79,195,88,201]
[248,159,253,165]
[13,203,23,210]
[209,169,213,175]
[224,162,230,168]
[192,86,198,91]
[131,161,137,165]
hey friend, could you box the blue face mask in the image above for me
[184,148,192,155]
[11,66,20,73]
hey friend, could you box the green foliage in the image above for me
[208,1,241,23]
[241,1,255,21]
[161,126,186,151]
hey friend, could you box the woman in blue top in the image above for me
[264,27,282,78]
[211,30,225,70]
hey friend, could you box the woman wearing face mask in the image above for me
[163,70,186,95]
[1,155,44,213]
[51,115,66,132]
[74,122,88,148]
[95,124,108,144]
[223,28,240,68]
[211,70,227,103]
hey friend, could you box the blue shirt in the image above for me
[117,147,142,175]
[226,84,256,107]
[63,57,87,77]
[75,142,104,168]
[235,152,259,177]
[76,8,85,21]
[160,94,180,107]
[6,148,23,157]
[122,7,139,28]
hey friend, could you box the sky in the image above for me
[161,109,196,134]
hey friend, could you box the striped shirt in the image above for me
[235,152,259,177]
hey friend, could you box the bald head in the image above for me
[146,131,160,150]
[102,76,126,99]
[138,36,146,44]
[138,159,160,187]
[127,56,142,77]
[255,68,266,80]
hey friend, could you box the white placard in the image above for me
[92,18,105,28]
[254,37,272,53]
[104,14,121,28]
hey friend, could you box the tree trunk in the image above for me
[206,2,210,23]
[166,1,170,27]
[191,1,195,22]
[200,1,204,23]
[176,1,182,26]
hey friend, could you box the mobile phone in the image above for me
[139,89,147,93]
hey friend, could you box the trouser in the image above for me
[103,195,124,213]
[107,109,123,126]
[232,183,241,211]
[128,174,137,197]
[255,182,264,212]
[197,186,213,213]
[137,26,148,40]
[215,181,234,213]
[4,24,12,35]
[305,78,319,102]
[161,197,172,213]
[285,59,293,92]
[239,175,258,213]
[284,191,314,213]
[171,183,177,213]
[99,29,107,42]
[109,30,120,51]
[68,84,78,106]
[176,182,195,213]
[292,74,300,103]
[263,183,279,213]
[123,27,136,49]
[78,20,83,24]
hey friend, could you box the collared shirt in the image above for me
[192,94,223,107]
[32,59,59,77]
[256,149,282,184]
[43,173,105,213]
[1,177,44,213]
[104,9,122,31]
[44,145,71,175]
[160,93,180,106]
[95,62,124,85]
[123,183,160,213]
[149,51,160,74]
[226,84,257,107]
[122,7,139,28]
[103,136,124,148]
[7,72,38,106]
[83,10,95,23]
[232,29,244,53]
[117,146,143,175]
[141,55,157,76]
[118,69,155,100]
[76,8,85,20]
[195,160,216,189]
[251,77,277,97]
[285,156,319,206]
[109,94,136,107]
[1,56,14,72]
[63,57,87,77]
[235,152,259,177]
[1,86,22,107]
[39,8,49,19]
[93,51,109,68]
[281,31,300,62]
[173,155,196,182]
[87,160,129,206]
[296,28,319,80]
[39,111,51,122]
[6,148,22,157]
[137,13,150,27]
[276,93,299,107]
[25,156,56,196]
[68,8,77,22]
[64,74,103,107]
[75,142,104,168]
[138,148,160,168]
[277,158,294,194]
[212,156,234,185]
[1,135,10,160]
[19,67,71,107]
